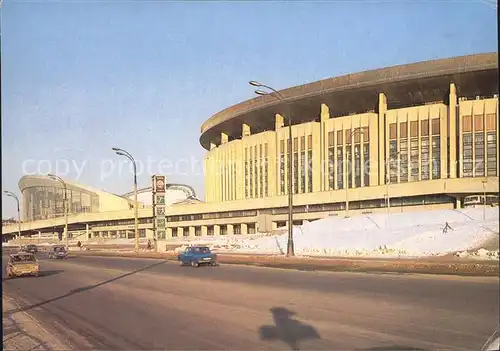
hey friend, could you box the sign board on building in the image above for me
[155,175,166,193]
[152,175,167,240]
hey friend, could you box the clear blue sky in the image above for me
[1,0,497,218]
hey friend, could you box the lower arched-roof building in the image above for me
[19,175,132,221]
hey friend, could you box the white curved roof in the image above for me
[122,184,199,207]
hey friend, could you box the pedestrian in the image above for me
[147,239,152,250]
[443,222,453,234]
[77,241,82,250]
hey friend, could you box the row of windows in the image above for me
[93,229,147,239]
[462,114,496,132]
[244,144,269,199]
[169,209,257,222]
[171,223,257,237]
[389,119,440,140]
[388,135,441,183]
[328,128,370,146]
[279,136,313,195]
[93,218,153,227]
[268,194,453,214]
[463,131,497,177]
[328,143,370,189]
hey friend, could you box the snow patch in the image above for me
[174,208,499,258]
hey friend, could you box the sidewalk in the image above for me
[2,295,69,350]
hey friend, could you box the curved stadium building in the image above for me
[3,52,499,241]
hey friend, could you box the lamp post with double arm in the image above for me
[4,191,21,242]
[249,81,294,257]
[112,147,139,253]
[47,174,69,250]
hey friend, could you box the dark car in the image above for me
[21,244,38,254]
[178,246,218,267]
[48,245,68,259]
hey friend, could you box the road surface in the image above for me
[2,251,499,350]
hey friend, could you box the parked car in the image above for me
[48,245,68,259]
[178,246,218,267]
[5,253,40,278]
[20,244,38,254]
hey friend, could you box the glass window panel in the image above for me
[400,122,408,139]
[336,148,344,189]
[431,136,441,179]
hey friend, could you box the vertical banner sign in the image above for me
[152,175,166,240]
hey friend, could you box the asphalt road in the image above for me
[2,251,499,350]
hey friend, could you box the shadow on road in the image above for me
[5,260,167,316]
[3,270,64,282]
[358,346,427,350]
[259,307,320,351]
[38,270,64,278]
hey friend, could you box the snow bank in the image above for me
[189,207,499,259]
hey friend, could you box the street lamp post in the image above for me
[47,174,69,250]
[482,178,488,221]
[250,81,294,257]
[384,151,401,217]
[112,147,139,253]
[345,128,364,218]
[4,191,21,242]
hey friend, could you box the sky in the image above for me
[1,0,497,218]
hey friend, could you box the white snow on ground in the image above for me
[173,207,499,259]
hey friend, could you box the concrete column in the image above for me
[38,231,41,238]
[201,225,208,236]
[321,103,330,122]
[272,222,278,230]
[178,227,184,237]
[242,124,251,137]
[227,224,234,236]
[221,132,229,144]
[189,226,195,237]
[378,93,388,185]
[275,114,284,130]
[166,227,173,239]
[214,225,220,236]
[448,83,458,178]
[455,197,462,209]
[241,223,248,235]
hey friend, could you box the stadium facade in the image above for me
[2,53,499,242]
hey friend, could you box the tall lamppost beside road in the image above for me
[345,128,364,218]
[4,191,22,241]
[482,178,488,221]
[112,147,139,253]
[47,174,69,250]
[384,151,401,217]
[249,80,294,257]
